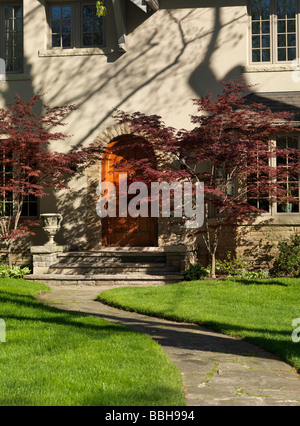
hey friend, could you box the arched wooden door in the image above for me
[101,136,158,247]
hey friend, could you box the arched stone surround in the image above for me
[84,123,182,249]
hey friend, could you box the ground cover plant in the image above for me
[0,279,185,406]
[271,234,300,278]
[98,278,300,372]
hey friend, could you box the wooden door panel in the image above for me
[101,137,157,247]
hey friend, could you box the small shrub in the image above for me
[271,234,300,278]
[215,252,249,276]
[183,263,210,281]
[0,264,30,279]
[216,252,269,279]
[237,268,270,280]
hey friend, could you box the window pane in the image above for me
[287,33,296,46]
[82,5,104,47]
[83,33,93,46]
[252,50,261,62]
[252,35,261,48]
[52,21,61,34]
[4,5,24,73]
[83,20,93,32]
[288,137,298,149]
[278,20,286,33]
[259,199,270,212]
[51,6,61,20]
[278,48,287,61]
[262,35,270,47]
[287,19,296,32]
[62,21,71,33]
[278,34,286,47]
[52,34,60,47]
[29,202,38,217]
[62,6,71,19]
[83,5,94,18]
[262,48,271,61]
[252,21,260,34]
[261,20,270,33]
[51,5,72,48]
[288,47,296,59]
[62,33,71,47]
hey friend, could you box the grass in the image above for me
[97,278,300,372]
[0,279,185,406]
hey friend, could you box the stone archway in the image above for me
[85,124,159,249]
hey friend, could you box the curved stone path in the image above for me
[39,284,300,406]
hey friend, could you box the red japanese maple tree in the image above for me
[109,80,300,277]
[0,94,82,266]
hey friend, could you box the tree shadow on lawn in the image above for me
[90,303,300,369]
[2,287,298,372]
[0,289,134,337]
[229,278,290,286]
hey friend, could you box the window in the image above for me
[50,5,72,48]
[48,2,105,49]
[0,160,38,218]
[248,146,271,213]
[276,135,300,213]
[247,135,300,214]
[0,162,13,216]
[21,195,38,217]
[250,0,298,63]
[0,3,23,73]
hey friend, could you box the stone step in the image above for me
[48,263,179,275]
[30,247,186,286]
[26,273,184,286]
[56,251,167,264]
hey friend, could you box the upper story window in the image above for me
[0,2,23,73]
[48,2,105,49]
[250,0,298,63]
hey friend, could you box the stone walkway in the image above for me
[39,284,300,406]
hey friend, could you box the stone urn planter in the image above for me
[40,213,63,246]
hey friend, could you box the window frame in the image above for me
[247,135,300,216]
[46,1,105,50]
[0,161,39,219]
[0,1,23,74]
[249,0,300,65]
[274,134,300,214]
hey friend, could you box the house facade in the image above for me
[0,0,299,270]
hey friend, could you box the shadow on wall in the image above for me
[31,2,249,152]
[0,1,250,251]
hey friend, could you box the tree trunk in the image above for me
[7,243,13,268]
[211,251,216,279]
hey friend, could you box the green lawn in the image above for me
[98,278,300,372]
[0,279,185,406]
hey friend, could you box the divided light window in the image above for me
[0,162,38,218]
[0,3,23,73]
[49,2,105,49]
[247,136,300,214]
[250,0,298,63]
[276,136,300,213]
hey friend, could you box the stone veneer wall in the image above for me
[236,223,300,270]
[196,222,300,270]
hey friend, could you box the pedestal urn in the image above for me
[40,213,63,246]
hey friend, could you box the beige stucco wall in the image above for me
[0,0,299,258]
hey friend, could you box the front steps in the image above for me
[27,248,184,286]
